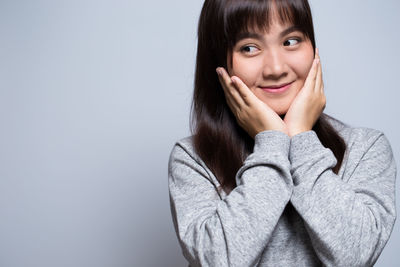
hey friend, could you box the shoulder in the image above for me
[323,113,387,148]
[323,114,395,173]
[168,135,199,164]
[168,134,221,189]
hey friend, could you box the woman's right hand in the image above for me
[216,67,288,139]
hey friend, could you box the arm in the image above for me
[168,130,292,267]
[289,130,397,267]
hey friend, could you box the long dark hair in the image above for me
[190,0,346,195]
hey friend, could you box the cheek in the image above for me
[290,47,314,79]
[231,55,260,87]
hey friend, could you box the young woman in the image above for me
[168,0,397,266]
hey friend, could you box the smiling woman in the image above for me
[167,0,397,266]
[228,22,314,115]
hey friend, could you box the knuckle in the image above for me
[321,98,327,107]
[235,111,243,122]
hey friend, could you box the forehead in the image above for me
[237,7,297,39]
[225,0,309,47]
[248,20,294,35]
[245,4,294,33]
[236,24,302,43]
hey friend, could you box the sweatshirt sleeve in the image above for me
[289,130,397,267]
[168,130,293,267]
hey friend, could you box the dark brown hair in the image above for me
[190,0,346,194]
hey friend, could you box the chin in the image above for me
[259,97,291,116]
[273,106,289,116]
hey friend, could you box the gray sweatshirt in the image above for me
[167,117,397,267]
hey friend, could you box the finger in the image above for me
[303,58,319,91]
[216,71,235,108]
[230,76,255,105]
[217,78,238,115]
[315,48,324,93]
[216,67,245,107]
[217,69,243,110]
[314,57,322,93]
[225,94,237,115]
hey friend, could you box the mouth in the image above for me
[260,81,294,94]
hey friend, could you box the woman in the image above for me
[168,0,397,266]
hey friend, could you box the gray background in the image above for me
[0,0,399,266]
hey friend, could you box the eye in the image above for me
[283,38,301,47]
[240,45,259,54]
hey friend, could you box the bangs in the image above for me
[224,0,313,48]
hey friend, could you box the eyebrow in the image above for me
[280,25,302,38]
[236,25,303,42]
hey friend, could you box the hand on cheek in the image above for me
[284,48,326,137]
[216,67,289,138]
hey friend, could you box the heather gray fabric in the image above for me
[167,116,397,267]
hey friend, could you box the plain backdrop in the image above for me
[0,0,399,266]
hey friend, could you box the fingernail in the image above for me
[216,68,221,76]
[316,59,320,65]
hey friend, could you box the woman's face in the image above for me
[227,19,315,115]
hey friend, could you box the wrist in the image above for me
[288,127,310,137]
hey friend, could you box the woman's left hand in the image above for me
[284,48,326,137]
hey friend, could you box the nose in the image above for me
[262,49,288,80]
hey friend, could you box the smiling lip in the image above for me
[260,82,294,93]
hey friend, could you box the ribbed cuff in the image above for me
[236,130,292,186]
[289,130,326,163]
[253,130,290,157]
